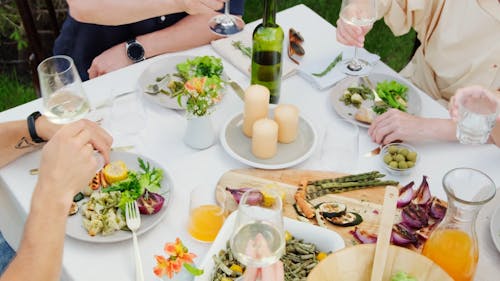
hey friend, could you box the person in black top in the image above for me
[55,0,245,80]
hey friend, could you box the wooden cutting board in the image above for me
[215,169,395,248]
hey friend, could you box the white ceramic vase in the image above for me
[183,114,215,149]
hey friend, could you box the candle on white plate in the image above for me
[252,118,278,159]
[274,104,299,143]
[242,85,270,137]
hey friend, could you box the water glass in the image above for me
[109,89,147,136]
[457,91,499,144]
[187,186,226,243]
[320,119,359,173]
[230,189,285,269]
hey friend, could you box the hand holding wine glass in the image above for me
[208,0,245,36]
[337,0,377,75]
[230,189,285,280]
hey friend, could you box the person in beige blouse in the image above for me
[336,0,500,144]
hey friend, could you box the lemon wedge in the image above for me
[102,161,128,184]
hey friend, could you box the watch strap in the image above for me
[27,111,46,143]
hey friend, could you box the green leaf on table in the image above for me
[184,263,204,276]
[312,53,343,77]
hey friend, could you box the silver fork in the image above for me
[125,201,144,281]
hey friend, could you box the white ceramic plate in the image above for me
[490,206,500,252]
[220,112,317,170]
[330,72,422,128]
[194,211,345,281]
[137,55,227,110]
[65,151,172,243]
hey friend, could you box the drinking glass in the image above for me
[230,189,284,274]
[38,55,104,169]
[109,89,147,136]
[208,0,245,36]
[456,90,500,144]
[38,55,90,124]
[320,119,359,173]
[422,168,496,281]
[187,186,227,243]
[339,0,377,76]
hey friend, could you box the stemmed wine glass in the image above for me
[339,0,377,76]
[208,0,245,36]
[38,55,104,168]
[230,189,285,280]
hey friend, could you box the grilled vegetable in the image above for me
[73,192,84,202]
[350,227,377,244]
[317,202,347,218]
[68,202,79,216]
[325,212,363,227]
[137,190,165,215]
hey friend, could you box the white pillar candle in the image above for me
[252,118,278,159]
[242,85,270,137]
[274,104,299,143]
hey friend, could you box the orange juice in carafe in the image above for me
[422,229,478,281]
[188,204,225,242]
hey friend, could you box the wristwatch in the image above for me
[27,111,46,143]
[125,39,145,63]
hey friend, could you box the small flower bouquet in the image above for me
[153,238,203,279]
[182,75,224,117]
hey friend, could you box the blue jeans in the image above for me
[0,231,15,275]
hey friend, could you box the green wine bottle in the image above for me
[250,0,284,104]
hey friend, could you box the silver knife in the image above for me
[228,80,245,101]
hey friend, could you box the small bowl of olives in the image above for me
[380,143,418,176]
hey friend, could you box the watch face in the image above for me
[127,42,145,62]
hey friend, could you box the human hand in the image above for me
[449,85,500,122]
[368,109,427,144]
[88,43,132,79]
[336,17,372,48]
[176,0,225,14]
[242,234,284,281]
[37,120,113,201]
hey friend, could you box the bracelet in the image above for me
[27,111,46,143]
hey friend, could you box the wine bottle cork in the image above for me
[274,104,299,143]
[252,118,278,159]
[242,85,270,137]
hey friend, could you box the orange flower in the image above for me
[154,238,200,279]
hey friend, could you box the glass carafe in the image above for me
[422,168,496,281]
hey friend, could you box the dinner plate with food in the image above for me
[137,55,227,110]
[194,211,345,281]
[65,151,172,243]
[330,73,422,128]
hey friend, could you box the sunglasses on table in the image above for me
[288,28,305,65]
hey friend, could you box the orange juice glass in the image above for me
[187,186,226,242]
[423,168,495,281]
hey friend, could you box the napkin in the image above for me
[298,47,380,90]
[210,28,298,79]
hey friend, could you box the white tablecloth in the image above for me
[1,4,499,281]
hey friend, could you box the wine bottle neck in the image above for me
[263,0,278,27]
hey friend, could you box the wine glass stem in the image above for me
[347,46,362,71]
[224,1,230,15]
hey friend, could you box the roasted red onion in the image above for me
[350,227,377,244]
[137,191,165,215]
[397,181,415,208]
[391,223,418,246]
[412,176,431,205]
[429,197,447,220]
[416,222,439,241]
[401,203,429,229]
[225,187,263,205]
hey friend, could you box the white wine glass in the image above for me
[339,0,377,76]
[230,189,284,279]
[37,55,104,169]
[208,0,245,36]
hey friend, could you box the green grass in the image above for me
[0,1,416,112]
[0,72,37,112]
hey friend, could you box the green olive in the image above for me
[407,151,417,162]
[398,161,408,169]
[383,154,393,164]
[399,148,409,157]
[394,154,406,162]
[407,161,415,168]
[388,146,399,154]
[389,161,398,169]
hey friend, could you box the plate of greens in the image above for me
[65,151,172,243]
[137,55,227,110]
[330,73,422,128]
